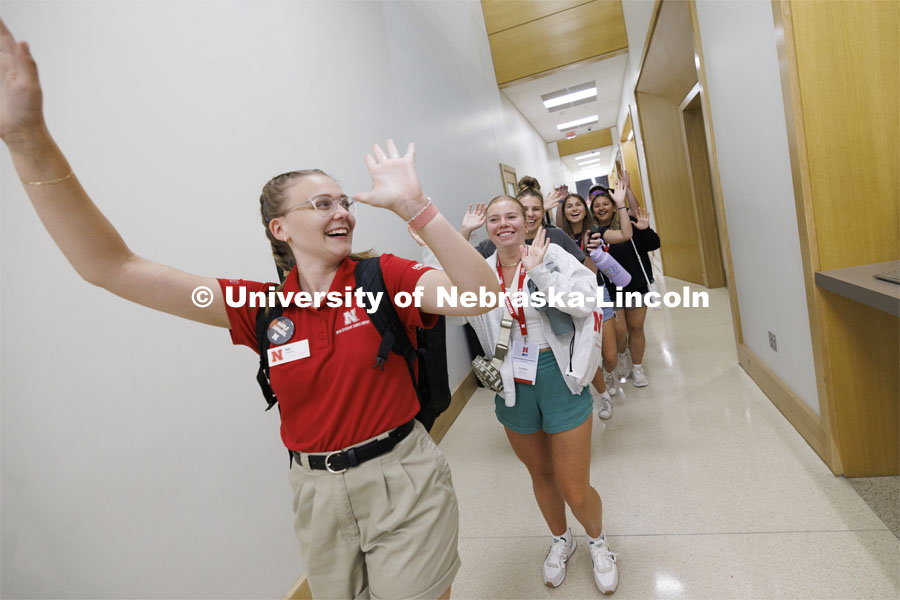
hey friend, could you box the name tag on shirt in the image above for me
[511,340,539,385]
[268,340,310,367]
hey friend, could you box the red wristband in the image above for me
[407,199,439,230]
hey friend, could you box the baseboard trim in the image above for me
[737,343,833,471]
[429,369,478,445]
[284,576,312,600]
[283,369,479,600]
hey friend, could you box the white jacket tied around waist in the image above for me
[423,243,603,407]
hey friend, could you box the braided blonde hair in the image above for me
[259,169,375,289]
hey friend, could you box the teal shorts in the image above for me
[494,352,593,435]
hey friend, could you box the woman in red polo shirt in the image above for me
[0,21,499,600]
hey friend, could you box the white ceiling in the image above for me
[501,52,629,175]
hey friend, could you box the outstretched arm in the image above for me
[354,141,500,316]
[599,185,634,245]
[0,20,229,327]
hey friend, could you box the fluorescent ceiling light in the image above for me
[543,87,597,109]
[575,151,601,160]
[577,159,604,167]
[557,115,598,131]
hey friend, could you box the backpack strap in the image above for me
[255,289,283,412]
[354,257,419,385]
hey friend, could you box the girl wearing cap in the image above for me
[589,176,658,388]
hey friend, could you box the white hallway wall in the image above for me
[0,1,554,597]
[693,0,819,413]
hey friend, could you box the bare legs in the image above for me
[591,320,619,393]
[613,309,627,355]
[504,417,604,538]
[624,306,648,365]
[613,306,649,367]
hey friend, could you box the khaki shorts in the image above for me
[288,420,461,600]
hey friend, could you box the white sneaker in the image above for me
[543,529,576,587]
[589,534,619,595]
[604,369,618,396]
[631,364,649,387]
[598,393,612,420]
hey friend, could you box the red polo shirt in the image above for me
[218,254,436,452]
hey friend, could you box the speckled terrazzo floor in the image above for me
[440,278,900,599]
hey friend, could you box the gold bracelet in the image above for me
[22,171,74,186]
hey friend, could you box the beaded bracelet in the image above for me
[407,198,439,230]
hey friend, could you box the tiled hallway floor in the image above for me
[440,278,900,599]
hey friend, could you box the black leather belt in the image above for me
[291,420,416,473]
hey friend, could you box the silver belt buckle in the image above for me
[325,451,347,474]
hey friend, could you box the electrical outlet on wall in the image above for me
[768,331,777,352]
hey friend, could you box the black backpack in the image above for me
[254,257,451,432]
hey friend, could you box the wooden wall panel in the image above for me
[774,0,899,475]
[482,0,590,35]
[793,0,899,475]
[557,128,613,157]
[621,110,646,208]
[621,139,645,208]
[820,293,899,476]
[790,0,899,270]
[635,0,696,104]
[682,101,726,288]
[635,91,704,284]
[487,0,628,85]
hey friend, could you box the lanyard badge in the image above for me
[496,260,528,337]
[497,259,538,385]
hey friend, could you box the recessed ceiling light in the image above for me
[575,151,601,160]
[543,87,597,109]
[557,115,598,131]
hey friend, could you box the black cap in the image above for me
[588,184,610,199]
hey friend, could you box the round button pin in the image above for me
[267,316,295,345]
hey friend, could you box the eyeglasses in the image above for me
[280,195,357,218]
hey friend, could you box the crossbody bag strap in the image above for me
[630,238,651,286]
[489,312,514,370]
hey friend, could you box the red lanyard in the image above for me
[496,259,527,337]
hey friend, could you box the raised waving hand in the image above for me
[459,202,486,240]
[355,140,429,220]
[521,227,550,271]
[634,206,651,230]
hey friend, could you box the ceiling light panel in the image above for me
[557,115,598,131]
[541,81,596,112]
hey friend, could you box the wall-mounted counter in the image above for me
[815,260,900,317]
